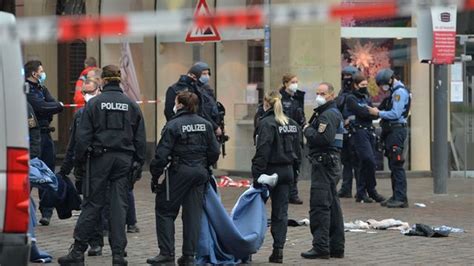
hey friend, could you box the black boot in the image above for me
[177,255,195,265]
[146,253,175,264]
[87,245,103,256]
[112,254,128,266]
[268,248,283,263]
[58,244,85,265]
[301,248,330,259]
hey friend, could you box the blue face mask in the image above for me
[199,74,209,84]
[38,72,46,84]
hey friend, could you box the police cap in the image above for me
[375,68,394,86]
[341,65,359,76]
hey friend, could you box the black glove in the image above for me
[75,179,83,195]
[74,164,85,180]
[129,161,143,189]
[253,180,263,189]
[151,175,159,193]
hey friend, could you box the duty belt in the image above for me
[40,127,55,133]
[354,125,375,131]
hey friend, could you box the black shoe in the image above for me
[369,192,386,203]
[127,224,140,233]
[387,200,409,208]
[87,246,102,256]
[301,248,330,259]
[380,197,393,207]
[330,251,345,258]
[146,254,175,264]
[177,255,195,265]
[337,190,352,198]
[113,255,128,266]
[268,248,283,263]
[58,244,85,265]
[289,197,303,205]
[39,216,51,226]
[355,196,373,203]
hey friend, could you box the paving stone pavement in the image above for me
[32,174,474,265]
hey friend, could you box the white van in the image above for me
[0,11,31,265]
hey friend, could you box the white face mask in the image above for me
[288,83,298,92]
[382,85,390,91]
[314,95,327,108]
[173,105,178,114]
[84,93,97,102]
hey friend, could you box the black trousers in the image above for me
[340,135,359,194]
[39,131,55,218]
[289,164,300,200]
[266,164,293,249]
[384,127,408,202]
[73,152,131,255]
[154,164,208,256]
[309,153,345,255]
[353,129,378,198]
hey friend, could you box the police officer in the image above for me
[252,90,301,264]
[164,63,220,134]
[27,102,41,159]
[254,74,305,205]
[301,82,345,260]
[147,91,220,265]
[368,69,411,208]
[345,74,385,203]
[56,78,104,257]
[336,66,360,198]
[58,65,146,266]
[25,60,64,226]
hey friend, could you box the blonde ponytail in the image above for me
[264,90,289,126]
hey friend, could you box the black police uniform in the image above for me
[379,83,411,206]
[279,88,305,202]
[27,102,41,159]
[57,107,104,250]
[149,109,220,260]
[345,91,382,202]
[26,79,63,219]
[252,109,301,251]
[303,101,344,257]
[336,84,359,197]
[164,75,219,130]
[72,82,146,258]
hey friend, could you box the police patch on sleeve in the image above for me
[28,117,36,128]
[318,123,327,133]
[394,94,401,102]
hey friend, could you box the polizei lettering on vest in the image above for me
[101,102,129,111]
[278,125,297,134]
[182,124,206,133]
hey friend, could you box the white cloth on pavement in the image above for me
[345,218,410,232]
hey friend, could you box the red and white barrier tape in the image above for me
[217,176,251,188]
[0,1,473,43]
[61,99,160,108]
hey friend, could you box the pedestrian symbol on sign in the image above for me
[185,0,221,43]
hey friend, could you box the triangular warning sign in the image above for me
[185,0,221,43]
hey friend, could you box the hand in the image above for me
[151,176,159,193]
[344,119,350,126]
[367,106,380,116]
[215,127,222,136]
[303,124,310,131]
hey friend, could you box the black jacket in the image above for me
[59,108,84,176]
[26,80,63,127]
[164,75,219,130]
[150,110,220,178]
[251,109,302,181]
[304,101,343,154]
[75,83,146,164]
[280,87,306,126]
[27,102,41,158]
[345,90,377,128]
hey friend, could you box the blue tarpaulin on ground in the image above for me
[197,181,268,265]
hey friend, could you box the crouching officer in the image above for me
[368,68,411,208]
[147,91,220,266]
[301,82,345,260]
[58,65,146,266]
[252,90,302,264]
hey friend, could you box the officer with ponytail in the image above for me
[301,82,345,260]
[252,90,302,264]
